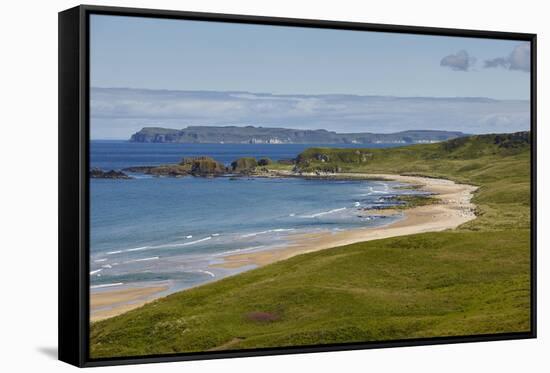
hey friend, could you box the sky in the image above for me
[90,14,531,139]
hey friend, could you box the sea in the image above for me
[90,141,420,293]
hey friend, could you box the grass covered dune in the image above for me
[90,132,531,357]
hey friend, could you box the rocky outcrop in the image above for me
[181,156,227,175]
[123,157,227,177]
[90,168,132,179]
[118,154,310,178]
[231,157,258,173]
[257,158,273,166]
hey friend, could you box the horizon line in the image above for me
[90,86,529,102]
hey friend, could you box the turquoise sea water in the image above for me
[90,141,419,292]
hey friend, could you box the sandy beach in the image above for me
[90,285,168,322]
[91,173,477,321]
[214,173,478,269]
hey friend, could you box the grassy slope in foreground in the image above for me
[90,132,531,357]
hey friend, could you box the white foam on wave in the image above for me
[125,256,160,263]
[354,202,361,207]
[195,270,215,278]
[241,228,294,238]
[90,269,102,275]
[301,207,347,218]
[126,246,150,252]
[212,233,220,237]
[104,237,213,255]
[102,264,112,269]
[91,282,124,289]
[105,247,148,256]
[186,235,193,239]
[94,258,107,263]
[357,185,392,197]
[145,236,212,249]
[129,174,153,179]
[214,245,265,256]
[172,236,212,247]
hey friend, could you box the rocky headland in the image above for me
[90,168,132,179]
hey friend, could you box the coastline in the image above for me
[90,173,478,322]
[91,285,169,322]
[215,173,477,268]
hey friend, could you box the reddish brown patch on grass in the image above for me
[245,311,280,323]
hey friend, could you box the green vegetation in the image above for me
[90,132,531,358]
[180,156,226,175]
[263,161,294,171]
[389,194,439,209]
[296,132,530,230]
[231,157,258,173]
[126,156,227,176]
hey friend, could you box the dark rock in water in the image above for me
[123,166,156,173]
[124,164,189,177]
[257,158,273,166]
[231,157,258,173]
[90,168,131,179]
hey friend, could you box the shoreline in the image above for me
[90,284,169,322]
[214,173,477,269]
[90,172,478,322]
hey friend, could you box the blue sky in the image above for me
[90,14,531,139]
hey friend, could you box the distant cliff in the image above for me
[129,126,467,144]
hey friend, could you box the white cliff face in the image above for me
[249,137,288,144]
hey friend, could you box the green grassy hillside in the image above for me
[90,132,532,358]
[297,132,530,230]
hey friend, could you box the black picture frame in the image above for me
[58,4,537,367]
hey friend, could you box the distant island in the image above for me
[129,126,467,144]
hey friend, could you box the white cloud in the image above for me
[484,43,530,72]
[440,50,476,71]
